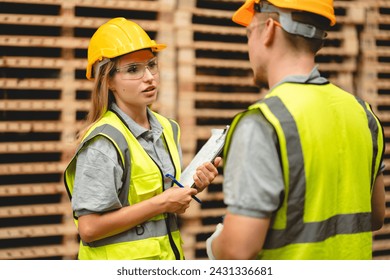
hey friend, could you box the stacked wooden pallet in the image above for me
[175,0,255,259]
[1,0,389,260]
[177,0,390,259]
[0,0,175,259]
[358,0,390,260]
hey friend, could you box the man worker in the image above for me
[206,0,386,259]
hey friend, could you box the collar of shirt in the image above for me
[270,65,329,91]
[110,103,163,143]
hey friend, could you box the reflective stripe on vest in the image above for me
[64,110,183,259]
[259,97,372,249]
[63,124,131,216]
[224,82,384,258]
[84,216,178,247]
[354,97,382,189]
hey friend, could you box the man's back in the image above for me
[253,81,380,259]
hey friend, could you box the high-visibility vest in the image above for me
[64,109,184,260]
[224,82,384,259]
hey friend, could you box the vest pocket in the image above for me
[106,239,161,260]
[132,172,161,203]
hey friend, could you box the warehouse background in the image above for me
[0,0,389,260]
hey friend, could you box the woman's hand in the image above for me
[159,186,198,214]
[192,157,222,193]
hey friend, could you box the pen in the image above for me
[165,173,202,204]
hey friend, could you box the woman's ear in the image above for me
[108,80,115,92]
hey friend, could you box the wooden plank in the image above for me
[0,162,67,176]
[195,92,259,102]
[373,255,390,260]
[181,224,217,235]
[373,113,390,123]
[196,58,356,73]
[0,120,83,133]
[185,125,227,139]
[373,239,390,252]
[192,41,360,56]
[200,190,224,202]
[374,224,390,237]
[75,0,163,11]
[0,35,89,49]
[0,100,90,111]
[0,78,92,91]
[0,56,85,69]
[0,14,161,31]
[1,0,162,12]
[192,24,244,36]
[0,203,71,218]
[362,47,390,56]
[195,75,254,86]
[193,41,247,52]
[0,141,64,154]
[198,208,226,218]
[0,224,76,239]
[1,0,64,4]
[0,243,79,260]
[378,0,390,7]
[194,108,242,118]
[0,183,65,196]
[196,58,250,69]
[365,95,390,106]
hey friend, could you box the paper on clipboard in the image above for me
[179,125,229,188]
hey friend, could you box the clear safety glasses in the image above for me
[115,57,159,80]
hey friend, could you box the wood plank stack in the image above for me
[0,0,389,260]
[0,0,175,259]
[176,0,390,260]
[358,0,390,259]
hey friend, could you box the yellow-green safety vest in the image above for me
[224,82,384,259]
[64,109,184,260]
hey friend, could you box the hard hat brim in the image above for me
[232,0,256,26]
[151,43,167,52]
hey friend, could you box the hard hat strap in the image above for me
[255,2,326,40]
[93,58,111,79]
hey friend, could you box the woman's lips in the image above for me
[142,86,155,93]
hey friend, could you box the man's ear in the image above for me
[263,18,277,46]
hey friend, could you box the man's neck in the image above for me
[268,52,316,88]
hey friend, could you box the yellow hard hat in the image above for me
[233,0,336,27]
[86,17,166,80]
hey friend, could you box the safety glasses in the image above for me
[115,57,158,80]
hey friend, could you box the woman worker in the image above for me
[64,17,221,260]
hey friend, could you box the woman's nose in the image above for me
[142,67,154,81]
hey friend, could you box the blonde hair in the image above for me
[77,60,118,143]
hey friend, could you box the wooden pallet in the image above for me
[358,1,390,260]
[177,0,390,259]
[0,0,175,260]
[1,0,390,260]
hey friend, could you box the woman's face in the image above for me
[109,49,159,115]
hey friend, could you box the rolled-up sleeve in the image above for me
[72,136,124,217]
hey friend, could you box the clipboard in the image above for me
[179,125,230,188]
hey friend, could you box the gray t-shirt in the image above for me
[72,103,180,217]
